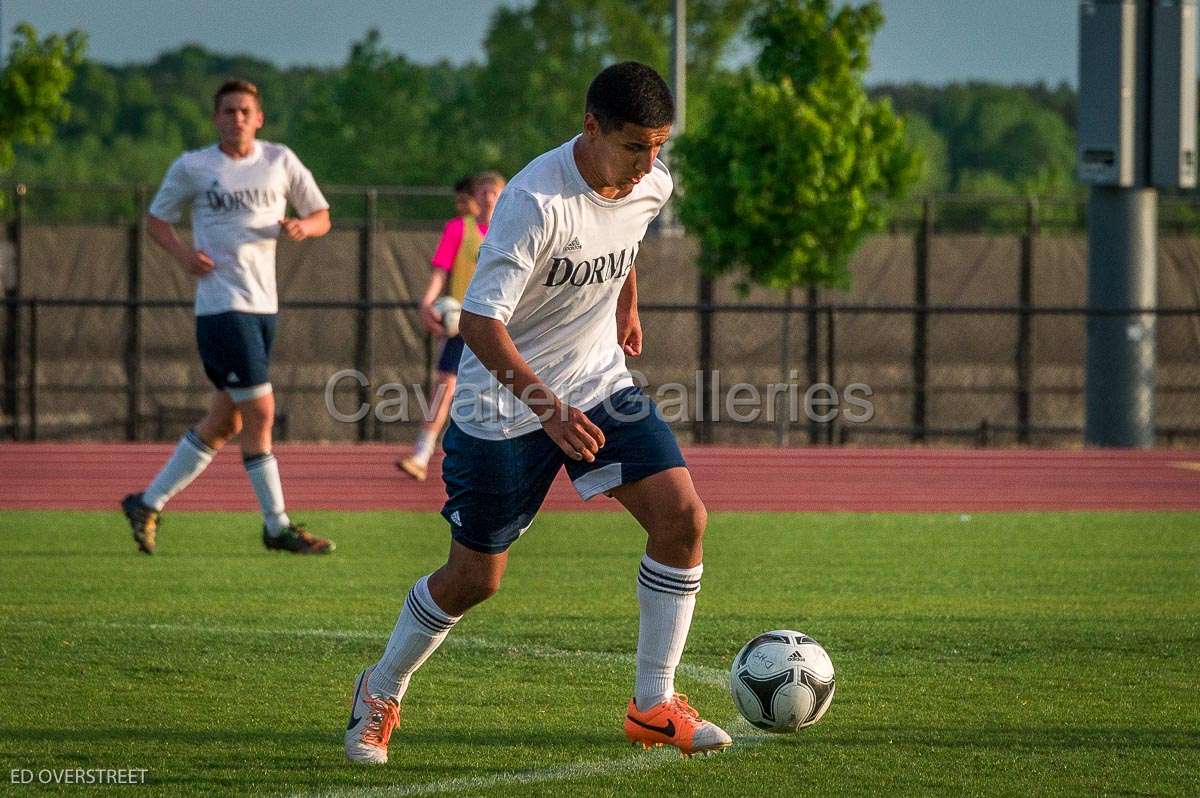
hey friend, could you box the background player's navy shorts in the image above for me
[195,311,276,391]
[440,386,686,554]
[437,335,465,375]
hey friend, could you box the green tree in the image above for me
[0,23,85,176]
[673,0,916,290]
[902,112,950,195]
[290,30,443,184]
[476,0,755,175]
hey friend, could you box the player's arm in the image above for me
[459,311,605,462]
[616,265,642,357]
[419,269,449,335]
[280,148,331,241]
[279,208,330,241]
[146,157,212,276]
[146,214,214,277]
[421,218,463,334]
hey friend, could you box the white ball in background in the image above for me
[433,296,462,338]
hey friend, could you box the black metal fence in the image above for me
[3,184,1200,446]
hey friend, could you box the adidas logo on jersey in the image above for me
[564,236,583,252]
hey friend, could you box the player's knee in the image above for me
[679,498,708,545]
[197,414,238,443]
[476,576,503,603]
[459,571,502,607]
[237,408,274,440]
[214,414,242,439]
[660,496,706,549]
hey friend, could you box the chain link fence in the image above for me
[2,184,1198,446]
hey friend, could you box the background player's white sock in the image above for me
[635,555,703,711]
[411,428,438,466]
[143,429,216,511]
[243,452,291,535]
[368,575,461,701]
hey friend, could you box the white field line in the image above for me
[14,619,731,690]
[10,619,771,797]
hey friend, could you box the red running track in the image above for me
[1,443,1199,512]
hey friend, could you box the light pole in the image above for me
[1077,0,1196,446]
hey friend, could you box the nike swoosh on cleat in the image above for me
[347,672,366,730]
[626,716,675,737]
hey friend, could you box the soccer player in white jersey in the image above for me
[345,62,732,762]
[119,80,335,556]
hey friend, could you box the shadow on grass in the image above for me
[0,725,618,750]
[814,725,1200,752]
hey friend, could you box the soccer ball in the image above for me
[433,296,462,337]
[730,630,836,732]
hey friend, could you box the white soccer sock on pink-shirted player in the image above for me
[634,555,703,712]
[142,429,216,511]
[368,575,461,701]
[411,428,438,467]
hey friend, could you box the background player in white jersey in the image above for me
[345,62,732,762]
[120,80,335,556]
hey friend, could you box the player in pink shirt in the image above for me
[397,172,505,480]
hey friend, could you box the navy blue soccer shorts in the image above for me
[440,386,686,554]
[437,335,465,375]
[195,311,276,391]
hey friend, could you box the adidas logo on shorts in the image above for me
[227,372,240,383]
[449,511,462,526]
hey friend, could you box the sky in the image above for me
[3,0,1079,86]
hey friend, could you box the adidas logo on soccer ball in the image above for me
[731,630,835,733]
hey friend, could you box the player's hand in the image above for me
[419,302,447,336]
[618,309,642,357]
[279,218,308,241]
[541,403,606,463]
[187,250,215,276]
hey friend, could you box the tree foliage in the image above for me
[5,2,1084,207]
[0,23,85,175]
[875,81,1077,195]
[673,0,917,290]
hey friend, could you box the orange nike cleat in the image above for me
[624,693,733,757]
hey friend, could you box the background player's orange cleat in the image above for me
[624,693,732,757]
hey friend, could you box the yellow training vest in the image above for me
[447,215,484,302]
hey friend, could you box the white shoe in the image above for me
[395,456,428,481]
[344,667,400,764]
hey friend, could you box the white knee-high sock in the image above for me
[242,452,291,534]
[368,575,461,701]
[635,555,703,711]
[143,430,216,511]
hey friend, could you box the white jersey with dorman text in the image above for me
[148,141,328,316]
[454,135,673,440]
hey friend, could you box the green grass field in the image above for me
[1,509,1198,796]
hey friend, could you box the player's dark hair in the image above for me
[585,62,674,133]
[214,79,261,111]
[454,176,474,194]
